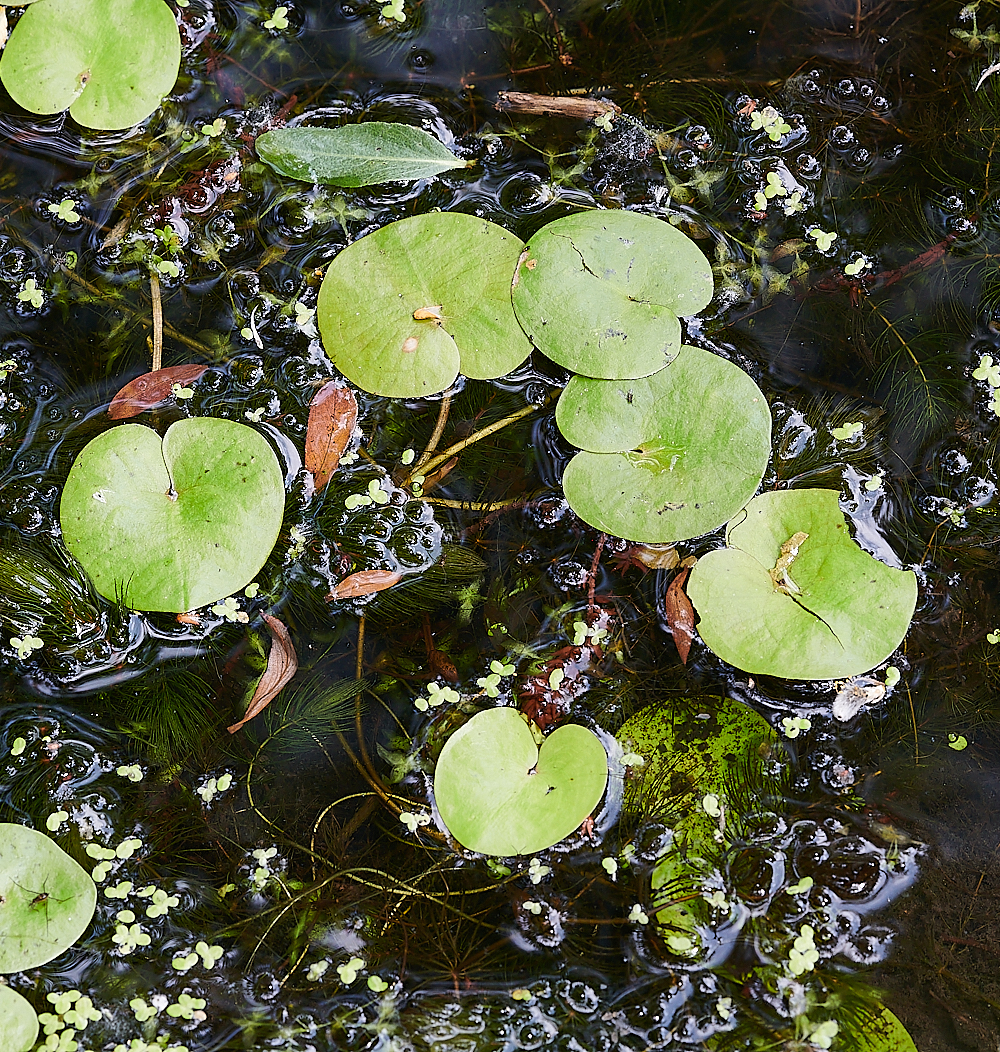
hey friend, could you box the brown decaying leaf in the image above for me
[663,567,695,664]
[107,364,209,419]
[327,568,402,601]
[305,381,358,492]
[227,614,298,734]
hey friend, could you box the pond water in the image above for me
[1,1,999,1050]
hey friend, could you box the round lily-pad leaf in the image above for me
[556,345,771,543]
[0,823,97,972]
[512,210,713,379]
[433,707,608,856]
[0,0,181,131]
[0,986,38,1052]
[687,489,917,680]
[317,213,533,398]
[60,418,285,612]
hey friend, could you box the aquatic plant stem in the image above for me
[149,270,163,372]
[59,266,215,357]
[587,533,606,619]
[407,395,556,483]
[413,392,451,473]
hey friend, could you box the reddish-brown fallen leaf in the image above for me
[108,364,209,419]
[306,381,358,492]
[327,568,402,601]
[228,614,298,734]
[662,567,695,664]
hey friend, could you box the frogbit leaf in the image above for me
[840,1008,918,1052]
[0,823,97,972]
[256,123,470,187]
[228,615,298,734]
[305,381,358,492]
[686,489,917,680]
[512,210,714,379]
[318,213,532,397]
[433,708,608,856]
[555,346,771,542]
[0,986,38,1052]
[0,0,181,130]
[60,418,285,612]
[108,364,209,420]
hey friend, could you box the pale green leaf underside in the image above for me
[0,823,97,973]
[60,418,285,613]
[256,124,469,186]
[434,708,608,856]
[687,489,917,680]
[556,345,771,542]
[0,0,180,130]
[318,213,532,397]
[0,987,38,1052]
[512,210,714,379]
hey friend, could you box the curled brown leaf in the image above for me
[305,381,358,492]
[327,568,402,601]
[227,614,298,734]
[663,567,695,665]
[108,364,209,419]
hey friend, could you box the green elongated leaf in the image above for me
[318,213,533,397]
[59,418,285,613]
[256,124,470,187]
[433,708,608,856]
[687,489,917,680]
[512,210,713,379]
[0,987,37,1052]
[0,823,97,972]
[556,346,771,542]
[0,0,181,130]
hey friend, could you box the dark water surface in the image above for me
[1,2,999,1050]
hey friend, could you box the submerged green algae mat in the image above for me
[1,0,1000,1050]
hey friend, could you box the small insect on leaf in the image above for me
[108,365,209,420]
[228,614,298,734]
[413,305,443,321]
[305,381,359,493]
[327,568,403,600]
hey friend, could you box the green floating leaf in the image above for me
[0,986,37,1052]
[318,213,532,397]
[841,1008,919,1052]
[0,0,181,130]
[512,210,714,379]
[556,346,771,543]
[256,124,469,187]
[60,418,285,613]
[0,823,97,972]
[687,489,917,680]
[433,708,608,856]
[618,696,781,941]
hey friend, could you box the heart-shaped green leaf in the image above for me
[556,346,771,542]
[0,986,38,1052]
[842,1008,918,1052]
[318,213,533,397]
[0,823,97,972]
[433,707,608,856]
[256,124,470,186]
[0,0,181,130]
[512,210,714,379]
[618,695,782,942]
[687,489,917,680]
[60,418,285,612]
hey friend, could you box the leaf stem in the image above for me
[414,392,451,473]
[149,270,163,372]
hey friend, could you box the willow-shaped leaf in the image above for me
[256,124,470,187]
